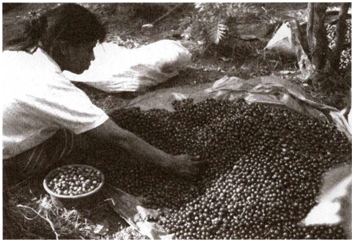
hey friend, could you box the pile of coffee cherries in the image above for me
[46,165,103,196]
[101,99,350,239]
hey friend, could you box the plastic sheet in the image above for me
[104,185,173,239]
[121,75,343,127]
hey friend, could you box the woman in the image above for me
[3,3,202,185]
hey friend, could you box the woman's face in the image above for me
[60,41,97,74]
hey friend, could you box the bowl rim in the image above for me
[43,164,105,199]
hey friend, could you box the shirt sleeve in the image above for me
[24,72,109,134]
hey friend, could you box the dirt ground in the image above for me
[2,2,351,240]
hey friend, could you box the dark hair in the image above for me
[4,3,106,53]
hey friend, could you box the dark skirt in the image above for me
[3,129,90,186]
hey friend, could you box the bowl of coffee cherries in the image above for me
[43,164,105,207]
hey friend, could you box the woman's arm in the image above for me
[84,118,202,177]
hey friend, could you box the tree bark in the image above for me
[330,3,351,71]
[307,3,328,71]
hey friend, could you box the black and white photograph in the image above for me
[2,2,352,240]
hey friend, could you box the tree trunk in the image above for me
[307,3,314,56]
[330,3,351,71]
[307,3,328,71]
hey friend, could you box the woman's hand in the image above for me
[166,154,204,178]
[86,119,204,178]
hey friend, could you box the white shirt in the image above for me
[2,48,109,159]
